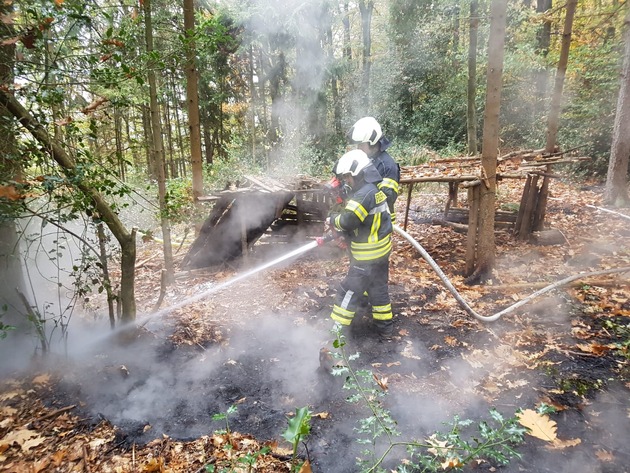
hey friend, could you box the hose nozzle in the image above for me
[316,231,335,246]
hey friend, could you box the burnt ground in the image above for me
[1,180,630,472]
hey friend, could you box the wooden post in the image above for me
[514,174,532,235]
[517,175,539,240]
[240,201,248,261]
[465,184,480,276]
[403,183,414,231]
[532,165,551,230]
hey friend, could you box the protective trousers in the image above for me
[330,258,393,334]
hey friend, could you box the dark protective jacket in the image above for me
[330,165,393,262]
[372,137,400,222]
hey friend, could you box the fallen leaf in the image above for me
[441,457,463,469]
[0,429,43,451]
[444,336,458,346]
[517,409,557,442]
[32,373,51,385]
[298,460,313,472]
[22,435,46,451]
[595,449,614,462]
[547,438,581,449]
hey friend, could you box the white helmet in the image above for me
[335,149,371,177]
[348,117,382,146]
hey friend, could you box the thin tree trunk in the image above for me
[535,0,552,103]
[0,9,26,323]
[0,90,138,323]
[114,106,125,181]
[163,96,176,179]
[535,0,577,230]
[467,0,479,155]
[358,0,374,112]
[248,45,257,163]
[184,0,204,201]
[545,0,577,151]
[467,0,508,284]
[96,223,116,329]
[170,77,186,173]
[141,105,154,178]
[143,0,175,284]
[604,2,630,206]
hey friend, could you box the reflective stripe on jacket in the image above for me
[372,151,400,220]
[332,183,392,262]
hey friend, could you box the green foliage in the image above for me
[281,406,312,471]
[602,319,630,359]
[163,177,195,223]
[211,404,239,437]
[207,404,272,473]
[0,306,15,340]
[329,326,527,472]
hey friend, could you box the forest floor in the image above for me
[1,176,630,473]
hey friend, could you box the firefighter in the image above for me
[326,149,394,339]
[347,117,401,224]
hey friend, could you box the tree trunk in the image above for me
[141,105,155,178]
[143,0,175,284]
[604,2,630,206]
[184,0,204,201]
[114,106,125,181]
[467,0,508,284]
[342,1,352,61]
[466,0,479,155]
[358,0,374,112]
[545,0,577,152]
[0,90,138,323]
[535,0,552,103]
[534,0,577,230]
[162,95,176,179]
[0,8,26,325]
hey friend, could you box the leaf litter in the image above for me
[1,178,629,472]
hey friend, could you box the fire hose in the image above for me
[393,224,630,322]
[317,225,630,323]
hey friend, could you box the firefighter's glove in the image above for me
[316,231,334,246]
[332,232,348,250]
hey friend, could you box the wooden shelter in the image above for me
[183,148,588,271]
[181,175,331,269]
[399,148,589,275]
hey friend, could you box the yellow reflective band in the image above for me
[331,305,354,325]
[379,178,400,194]
[369,212,380,243]
[333,214,343,231]
[372,310,393,321]
[372,304,392,313]
[346,200,367,221]
[350,235,392,260]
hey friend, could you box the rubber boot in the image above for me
[374,319,394,342]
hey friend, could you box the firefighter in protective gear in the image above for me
[327,149,394,338]
[347,117,400,224]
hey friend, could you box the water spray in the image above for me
[393,224,630,322]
